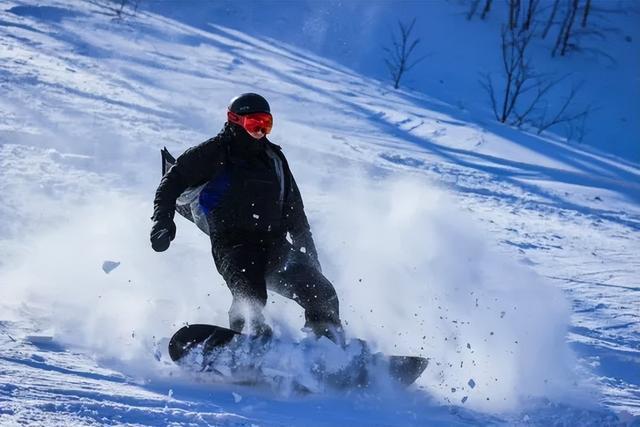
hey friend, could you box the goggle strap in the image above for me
[227,111,242,126]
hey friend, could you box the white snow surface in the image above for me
[0,1,638,425]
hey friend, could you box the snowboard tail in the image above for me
[388,354,429,386]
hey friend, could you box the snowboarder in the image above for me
[150,93,344,345]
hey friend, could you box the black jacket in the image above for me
[153,123,319,264]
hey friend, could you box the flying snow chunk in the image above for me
[468,378,476,389]
[232,392,242,403]
[102,260,121,274]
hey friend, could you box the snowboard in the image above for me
[168,324,428,389]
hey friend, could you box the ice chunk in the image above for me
[102,260,120,274]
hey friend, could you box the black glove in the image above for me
[150,214,176,252]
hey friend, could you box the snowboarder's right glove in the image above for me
[150,213,176,252]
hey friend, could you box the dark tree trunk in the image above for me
[509,0,521,29]
[480,0,493,19]
[582,0,592,27]
[561,0,580,56]
[523,0,538,31]
[542,0,560,39]
[467,0,480,20]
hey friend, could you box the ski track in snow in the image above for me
[0,0,639,425]
[0,323,258,426]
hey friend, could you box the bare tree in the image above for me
[581,0,592,27]
[481,26,533,123]
[481,25,590,139]
[560,0,580,55]
[467,0,493,20]
[101,0,141,21]
[508,0,522,29]
[383,18,425,90]
[552,0,580,57]
[533,83,591,136]
[542,0,561,39]
[564,106,589,142]
[522,0,540,31]
[511,74,567,127]
[481,0,493,19]
[467,0,481,20]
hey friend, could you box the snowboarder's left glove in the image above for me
[150,214,176,252]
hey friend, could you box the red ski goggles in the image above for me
[227,111,273,135]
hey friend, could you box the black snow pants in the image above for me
[210,231,342,340]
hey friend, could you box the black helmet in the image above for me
[228,93,270,115]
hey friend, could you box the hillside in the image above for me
[0,0,638,425]
[147,0,640,162]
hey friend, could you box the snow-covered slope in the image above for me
[0,0,638,425]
